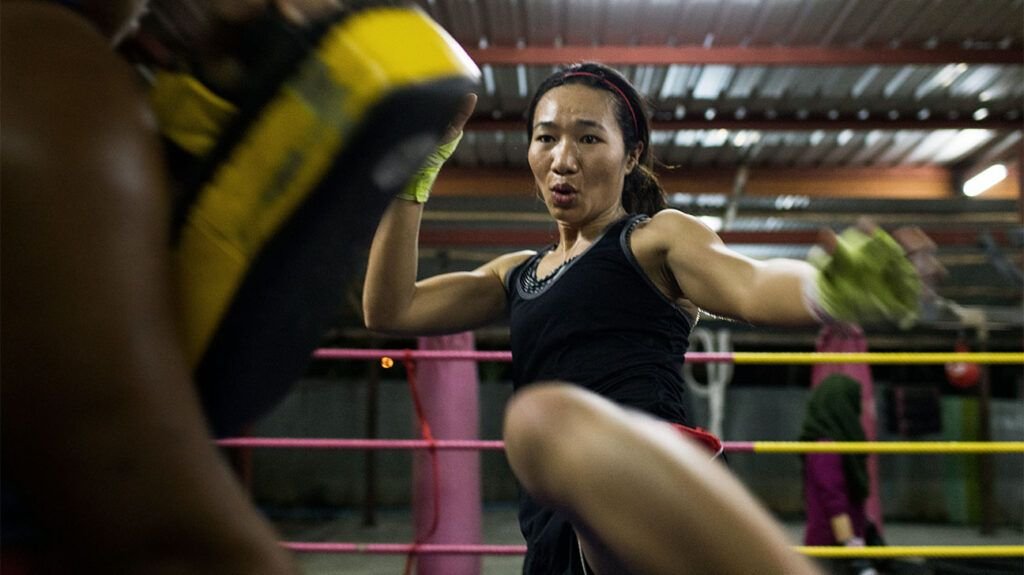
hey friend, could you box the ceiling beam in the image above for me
[466,45,1023,66]
[432,166,958,200]
[419,228,1018,248]
[467,117,1024,132]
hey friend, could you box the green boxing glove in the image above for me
[396,131,463,203]
[806,227,922,328]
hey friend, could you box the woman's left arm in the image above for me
[651,209,926,327]
[650,209,819,325]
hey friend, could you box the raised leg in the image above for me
[503,382,821,575]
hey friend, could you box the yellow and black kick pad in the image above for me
[169,7,479,436]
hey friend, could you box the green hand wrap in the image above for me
[396,131,463,203]
[808,227,922,328]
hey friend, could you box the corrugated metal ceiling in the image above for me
[412,0,1023,170]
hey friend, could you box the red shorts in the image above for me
[671,423,724,459]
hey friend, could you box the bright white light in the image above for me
[809,130,825,146]
[516,64,528,98]
[674,131,698,146]
[703,129,729,147]
[651,130,674,145]
[973,108,989,121]
[837,129,854,146]
[934,129,993,163]
[482,65,496,95]
[660,65,683,100]
[699,216,723,231]
[693,66,733,100]
[774,195,810,210]
[963,164,1007,197]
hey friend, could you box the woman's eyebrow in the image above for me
[533,119,608,131]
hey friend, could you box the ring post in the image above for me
[413,333,482,574]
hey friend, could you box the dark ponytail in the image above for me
[624,163,667,216]
[528,62,668,217]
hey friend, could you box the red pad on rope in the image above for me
[671,423,725,459]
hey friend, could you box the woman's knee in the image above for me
[503,383,610,502]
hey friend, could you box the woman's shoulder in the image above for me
[497,249,537,266]
[630,209,719,252]
[645,208,710,230]
[485,249,537,282]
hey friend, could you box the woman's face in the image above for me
[528,83,638,227]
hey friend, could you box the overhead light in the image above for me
[963,164,1007,197]
[482,65,496,95]
[693,66,733,100]
[837,129,854,146]
[973,108,989,121]
[703,129,729,147]
[934,129,993,163]
[516,64,528,98]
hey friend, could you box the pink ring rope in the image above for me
[284,542,527,555]
[216,437,753,452]
[313,348,735,363]
[252,347,753,556]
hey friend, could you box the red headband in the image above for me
[562,71,640,137]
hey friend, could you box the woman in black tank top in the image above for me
[364,61,927,574]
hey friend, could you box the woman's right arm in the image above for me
[363,198,531,335]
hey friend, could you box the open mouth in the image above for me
[551,183,577,207]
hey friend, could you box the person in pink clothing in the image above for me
[800,373,879,575]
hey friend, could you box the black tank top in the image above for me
[505,214,693,575]
[506,214,692,423]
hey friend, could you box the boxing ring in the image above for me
[217,349,1024,563]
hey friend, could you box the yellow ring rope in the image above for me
[749,441,1024,454]
[731,352,1024,364]
[797,545,1024,558]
